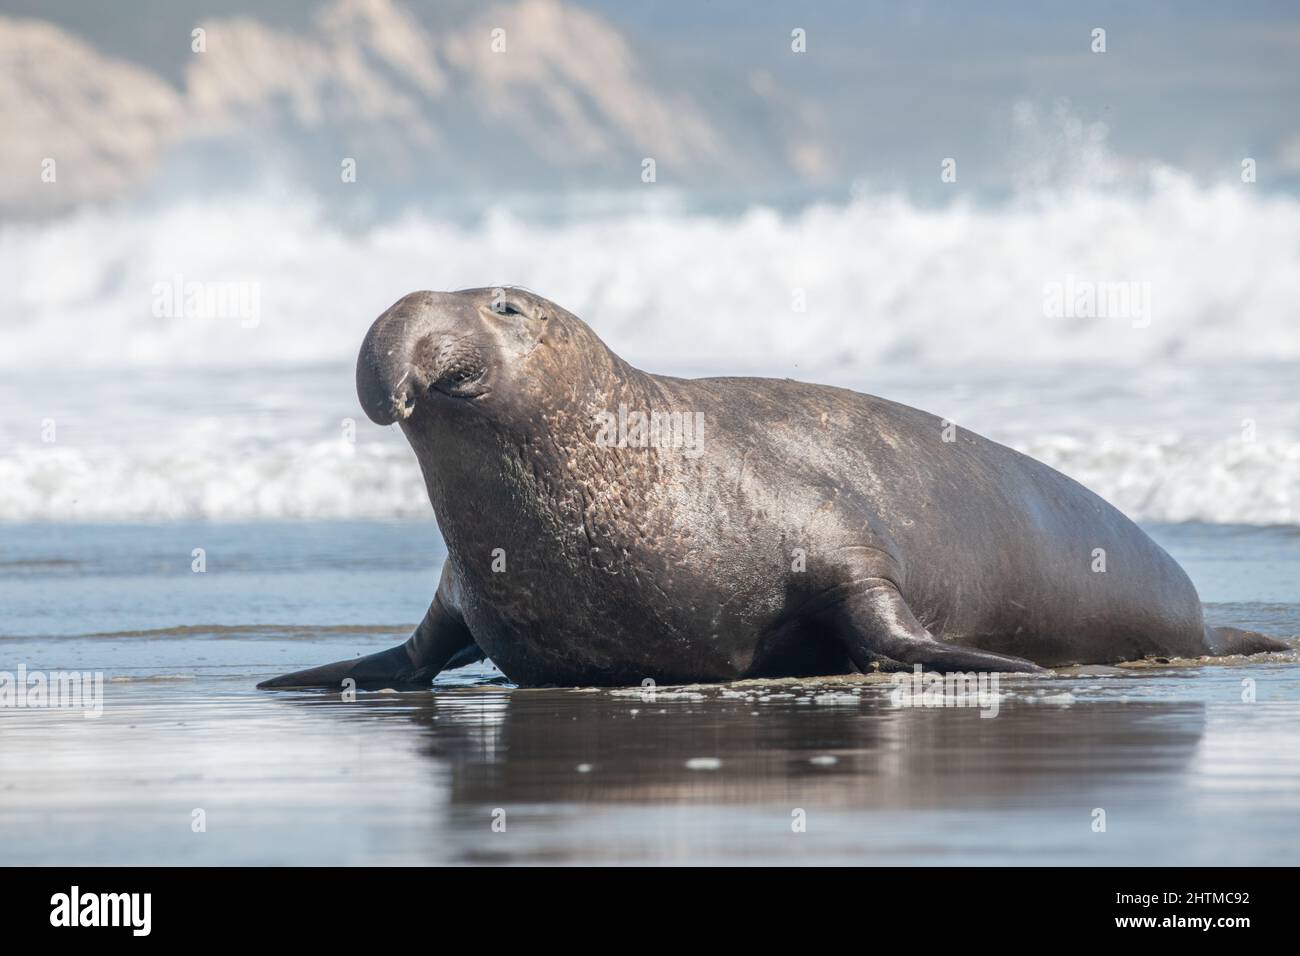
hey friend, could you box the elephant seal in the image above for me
[259,288,1287,689]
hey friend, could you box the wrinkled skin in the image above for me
[259,288,1286,689]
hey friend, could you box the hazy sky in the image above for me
[5,0,1298,195]
[590,0,1300,192]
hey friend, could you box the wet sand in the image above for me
[5,641,1300,865]
[2,521,1299,865]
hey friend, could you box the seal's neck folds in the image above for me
[409,330,682,572]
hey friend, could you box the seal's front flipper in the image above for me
[256,641,436,690]
[257,590,475,690]
[824,580,1047,674]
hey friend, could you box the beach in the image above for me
[3,519,1298,866]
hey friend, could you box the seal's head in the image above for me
[357,287,571,426]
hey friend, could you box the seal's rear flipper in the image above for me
[258,583,476,690]
[824,579,1048,674]
[443,643,488,670]
[1204,625,1290,657]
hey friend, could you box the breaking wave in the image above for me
[3,169,1298,372]
[2,171,1298,524]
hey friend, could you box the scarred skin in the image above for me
[259,288,1287,689]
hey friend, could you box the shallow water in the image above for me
[2,521,1298,865]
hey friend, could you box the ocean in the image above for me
[2,177,1299,864]
[3,174,1299,525]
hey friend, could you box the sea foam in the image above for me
[2,174,1297,524]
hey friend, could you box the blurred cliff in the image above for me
[4,0,1298,219]
[0,0,829,217]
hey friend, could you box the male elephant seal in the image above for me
[260,288,1286,689]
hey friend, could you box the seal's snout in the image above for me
[359,290,505,424]
[357,344,410,427]
[357,292,446,426]
[362,363,425,426]
[389,379,417,422]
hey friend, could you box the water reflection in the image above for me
[286,678,1217,863]
[11,668,1300,864]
